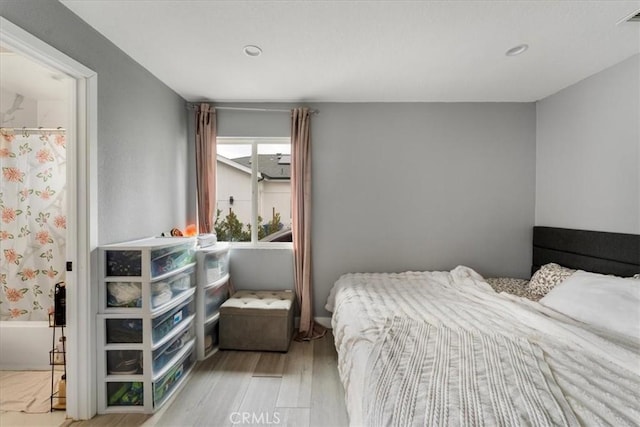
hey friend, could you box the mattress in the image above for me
[326,266,640,426]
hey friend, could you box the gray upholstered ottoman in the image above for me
[219,290,295,352]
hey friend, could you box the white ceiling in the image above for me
[60,0,640,103]
[0,48,73,101]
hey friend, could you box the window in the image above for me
[215,137,292,243]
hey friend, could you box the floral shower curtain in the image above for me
[0,128,66,320]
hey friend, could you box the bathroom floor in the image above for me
[0,369,67,426]
[0,410,67,427]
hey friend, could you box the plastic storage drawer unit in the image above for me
[97,237,197,414]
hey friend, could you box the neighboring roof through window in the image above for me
[227,154,291,180]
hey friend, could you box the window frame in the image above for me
[216,136,292,248]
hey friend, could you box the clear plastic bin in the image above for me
[205,282,229,318]
[106,318,143,344]
[201,249,229,283]
[152,325,194,373]
[150,267,195,309]
[203,319,219,356]
[168,268,195,293]
[107,350,143,375]
[106,282,142,308]
[152,297,194,344]
[150,244,195,278]
[106,382,143,407]
[106,251,142,277]
[153,349,194,405]
[105,241,195,279]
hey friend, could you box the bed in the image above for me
[326,227,640,426]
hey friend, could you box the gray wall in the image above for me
[536,54,640,234]
[4,0,537,321]
[229,247,295,292]
[313,103,535,316]
[212,102,537,317]
[1,0,190,244]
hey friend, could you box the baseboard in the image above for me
[314,316,332,329]
[294,316,332,329]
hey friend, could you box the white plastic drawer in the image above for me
[203,318,219,357]
[150,244,195,279]
[106,318,143,344]
[104,240,195,279]
[152,324,194,374]
[106,282,142,308]
[199,248,229,284]
[153,348,194,406]
[106,381,144,407]
[152,297,194,345]
[150,267,196,309]
[106,349,143,375]
[205,282,229,318]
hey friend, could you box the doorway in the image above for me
[0,17,97,420]
[0,43,72,426]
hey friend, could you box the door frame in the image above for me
[0,17,98,419]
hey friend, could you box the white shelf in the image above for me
[103,343,144,351]
[105,374,144,382]
[100,406,147,415]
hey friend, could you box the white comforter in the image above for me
[326,266,640,427]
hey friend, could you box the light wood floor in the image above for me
[64,331,348,427]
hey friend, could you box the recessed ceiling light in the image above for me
[243,45,262,57]
[505,44,528,57]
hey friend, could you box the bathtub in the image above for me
[0,321,53,370]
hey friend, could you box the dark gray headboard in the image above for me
[532,226,640,277]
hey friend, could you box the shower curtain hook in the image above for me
[39,127,49,141]
[22,127,29,137]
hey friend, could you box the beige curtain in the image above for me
[195,104,216,234]
[291,107,326,340]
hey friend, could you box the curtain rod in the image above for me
[186,104,318,115]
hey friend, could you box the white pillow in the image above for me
[539,270,640,339]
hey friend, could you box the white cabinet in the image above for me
[195,244,230,360]
[96,237,197,413]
